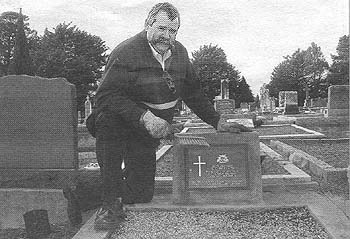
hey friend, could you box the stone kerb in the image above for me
[270,140,348,184]
[172,131,262,205]
[327,85,349,117]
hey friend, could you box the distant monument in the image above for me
[279,91,299,114]
[214,79,235,115]
[259,84,276,112]
[84,95,92,122]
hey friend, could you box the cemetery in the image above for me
[0,75,349,238]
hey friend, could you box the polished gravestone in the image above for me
[172,129,262,204]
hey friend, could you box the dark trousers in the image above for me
[96,132,157,206]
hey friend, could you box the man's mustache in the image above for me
[155,38,171,45]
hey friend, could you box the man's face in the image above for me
[146,11,179,55]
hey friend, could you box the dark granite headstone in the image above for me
[173,131,262,205]
[0,75,78,169]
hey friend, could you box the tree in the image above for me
[301,42,329,98]
[327,35,349,85]
[33,22,108,111]
[235,76,254,107]
[0,11,37,76]
[191,44,240,101]
[266,43,329,105]
[8,9,34,75]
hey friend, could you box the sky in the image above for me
[1,0,349,95]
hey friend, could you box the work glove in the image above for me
[217,118,252,133]
[141,110,172,138]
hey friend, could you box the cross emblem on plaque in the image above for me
[193,155,206,177]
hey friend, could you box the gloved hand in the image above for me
[217,118,252,133]
[141,110,172,138]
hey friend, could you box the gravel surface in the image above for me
[280,139,349,168]
[112,207,330,239]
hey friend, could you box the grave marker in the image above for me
[0,75,78,189]
[327,85,349,117]
[173,131,262,204]
[279,91,299,114]
[214,79,235,115]
[0,75,78,169]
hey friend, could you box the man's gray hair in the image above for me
[144,2,180,28]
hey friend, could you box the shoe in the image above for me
[63,185,82,226]
[94,199,126,230]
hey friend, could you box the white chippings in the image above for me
[111,207,330,239]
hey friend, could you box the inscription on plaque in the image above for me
[188,145,248,189]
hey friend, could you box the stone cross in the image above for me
[193,155,206,177]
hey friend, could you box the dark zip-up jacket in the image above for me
[94,30,219,140]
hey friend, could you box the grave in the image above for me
[327,85,349,117]
[279,91,299,114]
[0,75,78,228]
[84,95,92,122]
[172,130,262,205]
[260,84,276,112]
[239,102,249,113]
[214,79,235,115]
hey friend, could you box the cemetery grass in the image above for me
[280,139,349,168]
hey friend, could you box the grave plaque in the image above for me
[188,144,248,188]
[173,131,262,204]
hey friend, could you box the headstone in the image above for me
[173,130,262,204]
[0,75,78,178]
[327,85,349,117]
[279,91,299,114]
[240,102,249,112]
[23,209,51,239]
[310,97,327,108]
[181,100,192,115]
[214,99,235,115]
[260,84,276,112]
[214,79,235,115]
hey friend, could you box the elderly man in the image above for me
[82,2,248,230]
